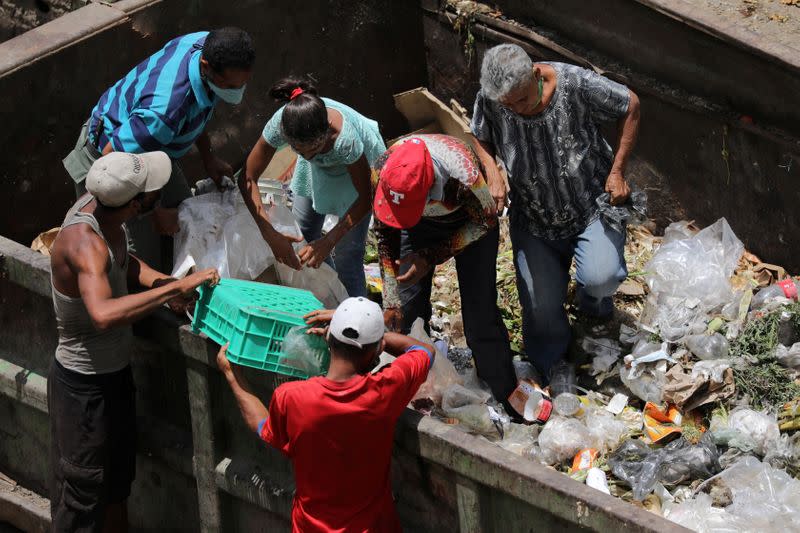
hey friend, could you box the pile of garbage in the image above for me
[408,216,800,531]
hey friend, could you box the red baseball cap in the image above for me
[373,138,434,229]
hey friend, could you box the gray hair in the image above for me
[479,43,533,101]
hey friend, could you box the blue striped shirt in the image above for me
[88,32,217,159]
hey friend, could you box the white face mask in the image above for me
[207,79,246,105]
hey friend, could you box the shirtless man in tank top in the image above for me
[49,151,219,533]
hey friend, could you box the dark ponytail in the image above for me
[269,76,328,145]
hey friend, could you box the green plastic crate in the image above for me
[191,278,329,378]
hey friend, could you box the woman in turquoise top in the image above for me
[239,77,385,297]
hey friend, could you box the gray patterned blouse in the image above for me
[471,62,630,240]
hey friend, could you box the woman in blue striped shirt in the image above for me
[239,77,386,298]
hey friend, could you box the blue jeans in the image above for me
[292,195,369,297]
[510,217,627,379]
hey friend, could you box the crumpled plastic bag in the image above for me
[619,345,673,403]
[645,218,744,306]
[173,187,274,279]
[642,218,744,338]
[409,318,462,405]
[664,492,749,532]
[582,337,622,375]
[441,384,499,436]
[668,457,800,532]
[498,422,539,457]
[727,408,780,456]
[684,333,730,360]
[279,326,330,376]
[594,190,647,234]
[584,408,627,453]
[609,434,721,500]
[535,417,594,465]
[774,342,800,371]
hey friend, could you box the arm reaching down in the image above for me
[238,136,303,269]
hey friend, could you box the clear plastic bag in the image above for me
[685,333,730,360]
[774,342,800,371]
[619,348,671,404]
[609,434,721,500]
[441,384,497,436]
[275,260,349,308]
[727,408,780,456]
[279,326,330,376]
[410,318,463,405]
[584,407,627,453]
[498,422,539,457]
[645,218,744,307]
[535,417,594,465]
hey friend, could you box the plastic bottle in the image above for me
[684,333,730,360]
[554,393,582,417]
[751,279,800,309]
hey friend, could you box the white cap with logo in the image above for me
[328,297,385,348]
[86,151,172,207]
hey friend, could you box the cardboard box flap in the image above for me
[393,87,473,144]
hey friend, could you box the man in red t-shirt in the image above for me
[217,296,434,532]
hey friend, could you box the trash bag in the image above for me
[684,333,730,360]
[727,408,780,456]
[645,218,744,306]
[409,318,463,405]
[279,326,329,376]
[276,260,349,308]
[535,417,594,465]
[441,384,499,436]
[609,434,721,500]
[498,422,539,457]
[172,188,274,279]
[594,190,647,234]
[619,347,672,404]
[584,408,627,453]
[269,204,349,308]
[668,457,800,532]
[774,342,800,371]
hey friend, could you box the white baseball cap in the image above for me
[86,151,172,207]
[328,297,385,348]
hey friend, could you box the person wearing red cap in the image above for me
[372,134,520,418]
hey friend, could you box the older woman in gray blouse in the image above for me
[470,44,640,396]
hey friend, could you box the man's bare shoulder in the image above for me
[52,223,110,272]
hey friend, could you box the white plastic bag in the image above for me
[172,188,274,279]
[268,204,349,308]
[774,342,800,371]
[728,408,780,456]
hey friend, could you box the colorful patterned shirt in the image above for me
[372,134,496,308]
[471,62,630,239]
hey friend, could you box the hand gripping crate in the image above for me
[192,278,328,378]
